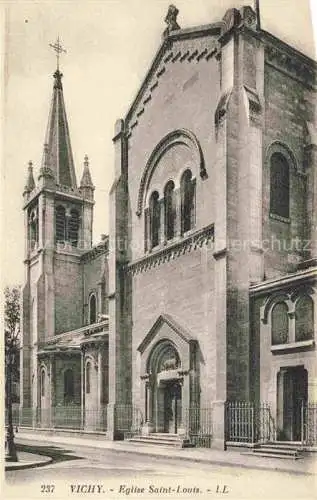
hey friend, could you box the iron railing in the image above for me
[225,401,276,444]
[304,402,317,446]
[6,406,108,432]
[184,407,213,448]
[115,404,143,439]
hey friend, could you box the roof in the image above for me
[43,69,77,188]
[37,319,109,355]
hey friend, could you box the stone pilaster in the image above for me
[305,123,317,260]
[107,118,131,439]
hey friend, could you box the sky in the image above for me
[1,0,316,287]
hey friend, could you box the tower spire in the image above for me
[43,39,77,188]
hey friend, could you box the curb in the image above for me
[5,456,53,471]
[16,435,316,476]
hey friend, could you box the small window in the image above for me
[270,153,290,219]
[164,181,176,241]
[41,369,45,397]
[149,191,160,248]
[56,206,66,242]
[89,294,97,324]
[86,362,91,394]
[181,170,196,233]
[272,302,289,345]
[295,296,314,342]
[64,369,74,402]
[68,209,79,247]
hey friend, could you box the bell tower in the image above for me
[20,41,95,410]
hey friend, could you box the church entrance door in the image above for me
[278,367,308,441]
[163,382,182,434]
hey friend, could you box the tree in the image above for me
[4,285,21,462]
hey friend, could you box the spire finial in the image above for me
[84,154,89,166]
[24,160,36,196]
[49,36,66,71]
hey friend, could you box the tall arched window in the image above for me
[29,208,39,251]
[149,191,160,248]
[89,294,97,324]
[272,302,289,345]
[56,206,66,242]
[181,170,196,234]
[270,153,290,219]
[41,369,45,397]
[86,361,91,394]
[164,181,176,241]
[68,209,79,247]
[295,296,314,342]
[64,369,74,403]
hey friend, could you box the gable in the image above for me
[125,24,222,139]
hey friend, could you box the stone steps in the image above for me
[129,433,194,448]
[246,442,304,460]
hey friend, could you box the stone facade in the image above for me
[21,5,316,448]
[108,5,316,447]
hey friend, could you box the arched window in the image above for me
[89,294,97,324]
[295,296,314,342]
[272,302,289,345]
[64,369,74,402]
[86,362,91,394]
[29,208,39,251]
[41,369,45,397]
[164,181,176,241]
[68,209,79,247]
[149,191,160,248]
[56,206,66,242]
[270,153,290,219]
[181,170,196,234]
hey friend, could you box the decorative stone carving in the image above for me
[163,5,180,38]
[239,6,257,30]
[128,223,214,275]
[161,357,178,371]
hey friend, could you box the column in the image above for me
[305,133,317,259]
[141,376,154,435]
[49,355,55,428]
[80,351,85,429]
[174,188,182,237]
[97,348,102,430]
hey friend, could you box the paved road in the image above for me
[4,438,316,500]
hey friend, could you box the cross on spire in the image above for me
[49,37,66,70]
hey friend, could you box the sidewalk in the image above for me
[5,451,52,471]
[16,429,317,475]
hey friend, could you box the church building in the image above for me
[20,5,316,451]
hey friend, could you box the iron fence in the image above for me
[304,402,317,446]
[115,404,143,439]
[225,401,276,444]
[184,407,213,448]
[6,406,108,432]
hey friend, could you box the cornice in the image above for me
[128,224,214,275]
[265,43,316,90]
[250,267,317,296]
[81,238,109,263]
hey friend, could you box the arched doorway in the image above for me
[277,366,308,441]
[147,340,183,434]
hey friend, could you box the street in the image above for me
[4,438,316,500]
